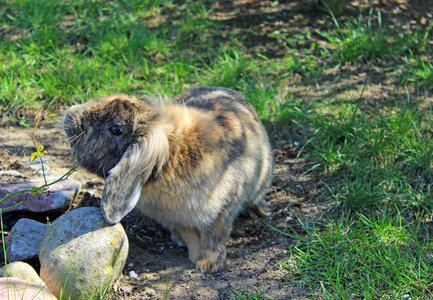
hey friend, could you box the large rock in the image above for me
[0,178,81,213]
[5,218,49,262]
[39,207,129,299]
[0,261,57,300]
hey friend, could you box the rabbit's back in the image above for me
[173,86,268,163]
[138,86,273,228]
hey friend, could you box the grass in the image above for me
[299,99,433,210]
[227,287,281,300]
[317,8,431,63]
[1,0,433,299]
[282,208,433,299]
[282,72,433,298]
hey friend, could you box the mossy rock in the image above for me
[39,207,129,300]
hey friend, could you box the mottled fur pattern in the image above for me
[63,86,274,272]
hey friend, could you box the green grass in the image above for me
[1,0,433,299]
[299,100,433,209]
[282,208,433,299]
[227,287,281,300]
[406,59,433,86]
[276,90,433,298]
[317,8,431,63]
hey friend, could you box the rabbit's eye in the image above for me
[108,125,123,136]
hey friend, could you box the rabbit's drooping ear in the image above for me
[101,124,171,224]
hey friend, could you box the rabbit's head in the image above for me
[63,94,171,223]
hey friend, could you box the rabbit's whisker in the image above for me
[44,136,77,145]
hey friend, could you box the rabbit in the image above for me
[63,86,274,272]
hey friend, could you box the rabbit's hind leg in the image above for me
[195,213,233,273]
[173,224,226,272]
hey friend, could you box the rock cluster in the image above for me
[0,161,129,299]
[2,207,129,299]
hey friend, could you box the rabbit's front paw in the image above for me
[196,257,224,273]
[196,246,226,273]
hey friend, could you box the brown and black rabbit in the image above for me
[63,86,274,272]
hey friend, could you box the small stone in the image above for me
[129,270,138,279]
[144,287,156,297]
[0,261,43,285]
[0,179,81,213]
[39,207,129,299]
[0,277,57,300]
[121,284,134,294]
[5,219,49,261]
[0,262,57,300]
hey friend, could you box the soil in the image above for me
[0,1,431,299]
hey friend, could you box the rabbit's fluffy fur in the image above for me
[63,86,273,272]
